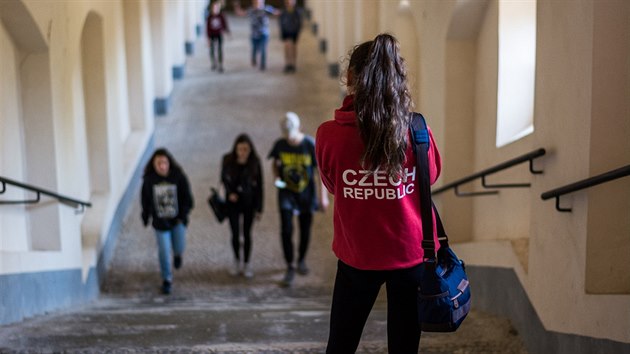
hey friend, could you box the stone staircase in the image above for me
[0,285,527,353]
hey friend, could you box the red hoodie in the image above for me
[315,95,442,270]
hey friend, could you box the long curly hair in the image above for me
[348,33,413,178]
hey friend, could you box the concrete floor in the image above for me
[0,16,528,354]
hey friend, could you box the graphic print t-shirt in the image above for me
[268,137,317,211]
[210,16,223,31]
[153,183,178,218]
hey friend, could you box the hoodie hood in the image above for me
[334,95,356,125]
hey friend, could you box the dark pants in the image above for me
[209,34,223,66]
[228,206,254,263]
[280,209,312,266]
[326,260,422,354]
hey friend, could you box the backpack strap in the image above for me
[410,113,450,261]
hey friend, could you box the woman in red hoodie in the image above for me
[315,33,442,353]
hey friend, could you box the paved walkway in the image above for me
[0,16,528,353]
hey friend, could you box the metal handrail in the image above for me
[0,175,91,213]
[433,148,546,197]
[541,164,630,212]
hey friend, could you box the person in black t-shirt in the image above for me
[268,112,328,287]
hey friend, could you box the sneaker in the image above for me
[297,260,309,275]
[243,263,254,278]
[229,259,241,276]
[161,280,172,295]
[174,255,182,270]
[280,268,295,288]
[218,66,224,73]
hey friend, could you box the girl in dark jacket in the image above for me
[221,134,263,278]
[141,148,194,295]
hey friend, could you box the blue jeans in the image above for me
[251,34,269,69]
[154,222,186,282]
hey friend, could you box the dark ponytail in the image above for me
[348,33,412,178]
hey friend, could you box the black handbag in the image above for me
[411,113,471,332]
[207,187,227,223]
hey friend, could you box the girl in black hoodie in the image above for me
[141,148,193,294]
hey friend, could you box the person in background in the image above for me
[206,0,230,72]
[141,148,194,295]
[315,34,442,353]
[278,0,302,73]
[221,133,263,278]
[268,112,329,287]
[234,0,279,71]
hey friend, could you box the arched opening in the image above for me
[81,12,110,197]
[122,0,154,175]
[0,0,60,252]
[79,11,111,268]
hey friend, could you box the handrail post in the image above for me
[529,158,544,174]
[555,197,572,212]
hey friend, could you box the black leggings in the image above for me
[280,209,312,266]
[326,260,422,354]
[227,207,254,263]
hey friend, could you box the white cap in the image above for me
[281,111,301,140]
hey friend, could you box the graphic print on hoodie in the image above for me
[154,183,178,219]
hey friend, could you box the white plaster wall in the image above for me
[121,0,155,185]
[585,0,630,294]
[393,6,419,103]
[356,0,379,43]
[409,1,453,151]
[169,1,186,70]
[0,21,29,254]
[112,3,131,144]
[527,0,630,342]
[338,1,355,59]
[324,2,340,68]
[123,0,154,132]
[184,1,198,46]
[0,0,155,277]
[149,0,174,99]
[472,0,533,242]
